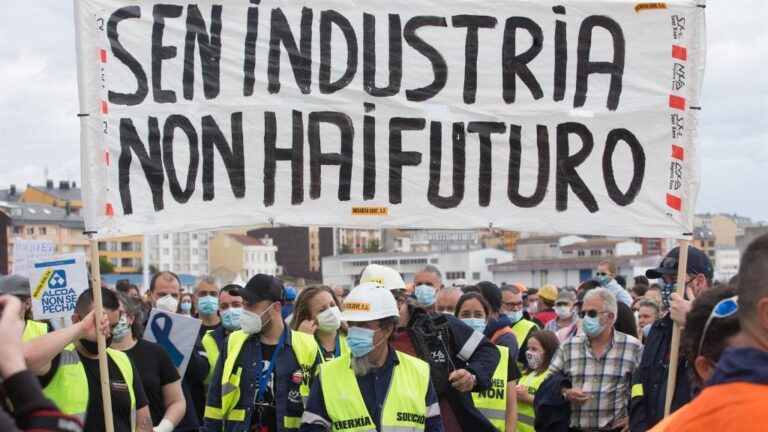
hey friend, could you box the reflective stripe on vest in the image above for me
[472,346,509,432]
[515,370,548,432]
[202,330,220,386]
[23,320,49,341]
[321,351,430,432]
[218,329,319,429]
[631,383,644,398]
[43,346,137,430]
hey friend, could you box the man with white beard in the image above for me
[300,282,444,431]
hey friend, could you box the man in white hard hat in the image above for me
[359,264,501,432]
[300,282,443,431]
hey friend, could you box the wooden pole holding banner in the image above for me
[663,239,690,416]
[88,238,115,432]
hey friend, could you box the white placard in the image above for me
[74,0,705,239]
[143,309,202,378]
[12,239,55,278]
[29,253,89,320]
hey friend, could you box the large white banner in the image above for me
[75,0,705,239]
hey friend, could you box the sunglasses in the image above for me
[595,272,609,276]
[697,295,738,357]
[577,309,609,319]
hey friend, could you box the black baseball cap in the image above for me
[646,246,714,279]
[238,274,284,304]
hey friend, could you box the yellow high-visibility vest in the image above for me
[42,345,137,430]
[23,320,49,341]
[320,351,430,431]
[472,346,509,432]
[516,370,548,432]
[206,329,318,430]
[201,329,220,385]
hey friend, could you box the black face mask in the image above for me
[79,337,113,356]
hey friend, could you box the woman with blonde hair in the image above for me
[290,285,348,361]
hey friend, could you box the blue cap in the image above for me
[646,246,714,280]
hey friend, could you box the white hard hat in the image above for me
[341,282,400,322]
[359,264,405,291]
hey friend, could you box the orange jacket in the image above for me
[649,382,768,432]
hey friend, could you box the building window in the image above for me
[26,227,34,235]
[577,250,585,257]
[39,227,47,235]
[472,272,480,280]
[13,226,23,234]
[163,248,169,256]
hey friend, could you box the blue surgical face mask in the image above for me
[111,316,131,341]
[642,324,652,338]
[346,326,382,358]
[180,301,192,313]
[595,275,611,287]
[414,285,436,307]
[198,295,219,316]
[221,307,243,331]
[582,315,605,337]
[461,318,486,333]
[505,310,523,324]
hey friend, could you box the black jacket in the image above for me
[400,306,501,432]
[533,372,571,432]
[628,314,692,431]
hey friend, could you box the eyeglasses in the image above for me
[697,295,738,357]
[577,309,610,319]
[595,272,609,276]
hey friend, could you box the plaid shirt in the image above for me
[548,330,642,430]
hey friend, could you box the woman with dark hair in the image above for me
[177,292,196,317]
[515,329,560,432]
[112,293,186,431]
[456,292,521,431]
[291,285,348,361]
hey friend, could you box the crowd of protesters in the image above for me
[1,234,767,431]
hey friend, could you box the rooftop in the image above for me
[228,234,270,246]
[28,181,82,202]
[561,239,622,251]
[4,202,84,228]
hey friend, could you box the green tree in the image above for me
[99,256,115,274]
[339,243,353,254]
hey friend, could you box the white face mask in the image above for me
[155,294,179,313]
[316,306,342,332]
[240,303,275,335]
[555,306,572,319]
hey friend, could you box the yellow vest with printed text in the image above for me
[320,351,431,432]
[516,370,548,432]
[472,345,509,432]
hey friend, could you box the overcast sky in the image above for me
[1,1,766,223]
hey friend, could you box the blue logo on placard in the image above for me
[48,270,67,288]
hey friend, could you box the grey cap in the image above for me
[0,275,32,297]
